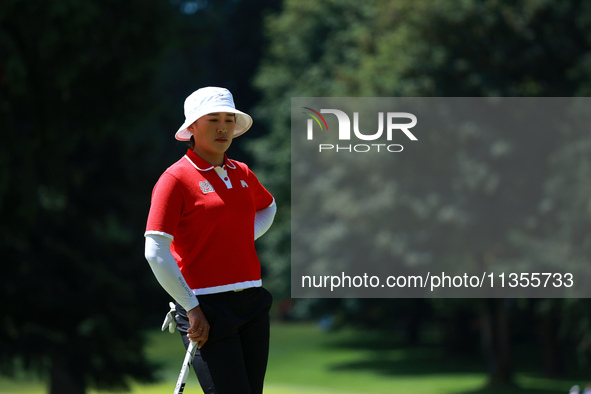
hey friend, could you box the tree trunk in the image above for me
[480,299,514,387]
[539,303,564,378]
[49,352,86,394]
[404,299,426,346]
[444,306,478,354]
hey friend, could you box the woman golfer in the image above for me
[144,87,276,393]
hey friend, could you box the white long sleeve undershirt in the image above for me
[254,199,276,240]
[144,234,199,311]
[144,199,277,310]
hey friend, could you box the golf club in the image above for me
[174,339,198,394]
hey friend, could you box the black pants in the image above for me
[175,287,273,394]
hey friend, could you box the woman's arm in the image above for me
[145,234,210,348]
[144,233,199,311]
[254,198,277,240]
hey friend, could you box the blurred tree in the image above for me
[251,0,591,388]
[0,0,178,393]
[160,0,282,150]
[0,0,283,393]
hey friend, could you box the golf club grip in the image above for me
[173,340,198,394]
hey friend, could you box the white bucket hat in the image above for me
[175,87,253,141]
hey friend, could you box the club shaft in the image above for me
[173,340,198,394]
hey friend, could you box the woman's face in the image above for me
[188,112,236,164]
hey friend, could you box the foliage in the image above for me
[0,0,177,392]
[0,0,284,392]
[250,0,591,386]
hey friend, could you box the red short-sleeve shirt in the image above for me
[145,149,274,293]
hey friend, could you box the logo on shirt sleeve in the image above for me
[240,180,249,188]
[199,180,215,194]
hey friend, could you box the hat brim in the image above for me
[175,106,253,141]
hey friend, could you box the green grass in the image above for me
[0,322,585,393]
[264,323,583,394]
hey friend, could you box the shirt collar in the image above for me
[184,149,236,171]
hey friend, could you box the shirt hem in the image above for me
[144,230,174,240]
[191,280,262,295]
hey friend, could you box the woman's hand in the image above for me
[187,305,210,349]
